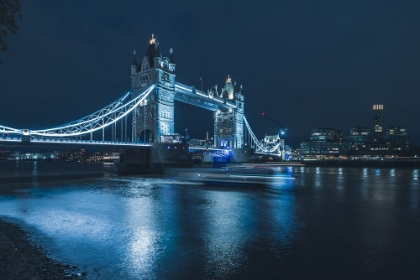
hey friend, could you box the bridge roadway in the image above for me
[0,136,151,149]
[0,136,230,154]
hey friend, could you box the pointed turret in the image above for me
[145,34,161,68]
[168,48,176,72]
[131,49,138,75]
[131,49,138,66]
[169,48,175,64]
[221,75,234,100]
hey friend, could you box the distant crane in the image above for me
[261,112,287,137]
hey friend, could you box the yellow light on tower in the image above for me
[149,34,156,45]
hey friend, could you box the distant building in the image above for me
[386,126,409,151]
[0,150,10,161]
[189,138,207,146]
[347,127,370,153]
[349,127,370,138]
[300,122,410,157]
[73,149,87,162]
[373,104,384,141]
[301,128,351,156]
[160,133,182,143]
[310,128,342,141]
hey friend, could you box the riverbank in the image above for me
[0,218,88,280]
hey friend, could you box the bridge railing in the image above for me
[29,137,151,146]
[0,135,152,146]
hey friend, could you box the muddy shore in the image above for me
[0,217,89,280]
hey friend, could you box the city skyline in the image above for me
[1,1,419,148]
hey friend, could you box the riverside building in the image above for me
[387,126,409,151]
[373,104,384,141]
[300,105,410,157]
[300,128,352,156]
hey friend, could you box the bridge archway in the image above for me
[139,129,154,143]
[220,138,231,149]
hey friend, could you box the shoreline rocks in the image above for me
[0,217,88,280]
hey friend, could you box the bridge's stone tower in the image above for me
[213,76,245,149]
[130,34,176,143]
[130,35,245,150]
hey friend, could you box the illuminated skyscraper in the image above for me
[373,104,383,141]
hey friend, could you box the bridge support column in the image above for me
[124,116,127,142]
[113,113,116,142]
[132,108,136,143]
[118,143,192,174]
[118,148,152,174]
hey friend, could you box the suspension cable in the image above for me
[30,85,155,137]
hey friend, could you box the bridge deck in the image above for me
[0,137,151,148]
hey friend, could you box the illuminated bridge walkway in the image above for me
[0,82,282,156]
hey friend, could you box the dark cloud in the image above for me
[1,0,419,148]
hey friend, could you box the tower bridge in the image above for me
[0,34,285,167]
[130,34,245,150]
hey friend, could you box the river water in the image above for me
[0,161,419,279]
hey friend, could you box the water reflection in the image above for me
[361,168,369,200]
[390,168,396,177]
[410,169,419,209]
[314,167,321,188]
[299,166,305,186]
[336,167,344,196]
[363,168,368,177]
[125,186,158,279]
[202,178,298,278]
[203,191,250,278]
[412,169,419,180]
[265,183,297,246]
[14,160,20,177]
[0,163,419,279]
[32,161,38,175]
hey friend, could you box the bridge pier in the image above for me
[118,143,192,174]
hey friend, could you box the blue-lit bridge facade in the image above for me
[0,35,285,160]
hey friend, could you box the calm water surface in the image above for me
[0,161,419,279]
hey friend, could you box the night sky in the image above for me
[1,1,419,148]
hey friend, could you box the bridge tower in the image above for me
[130,34,176,143]
[130,35,245,151]
[213,76,245,149]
